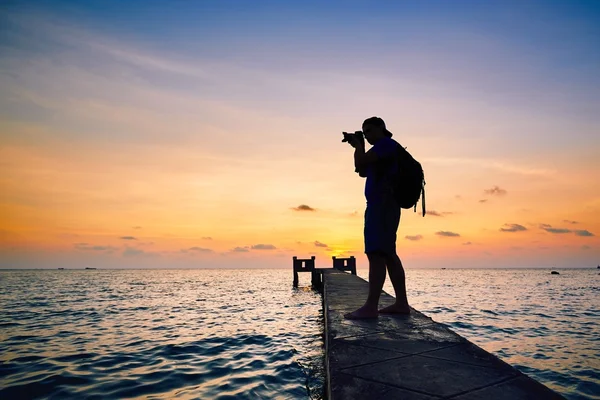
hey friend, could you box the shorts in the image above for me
[364,198,401,256]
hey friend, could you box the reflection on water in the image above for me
[0,269,324,399]
[359,268,599,400]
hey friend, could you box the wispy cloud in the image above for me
[405,235,423,241]
[563,220,578,224]
[232,247,249,252]
[463,241,472,245]
[187,246,213,252]
[202,236,213,240]
[484,186,507,196]
[500,223,527,232]
[538,224,595,236]
[251,244,277,250]
[436,231,460,237]
[292,204,315,212]
[314,241,328,248]
[479,199,488,203]
[120,236,137,240]
[122,247,159,257]
[540,224,571,234]
[74,243,118,252]
[426,210,453,217]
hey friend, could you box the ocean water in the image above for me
[0,268,598,399]
[0,269,324,399]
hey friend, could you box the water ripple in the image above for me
[0,269,325,399]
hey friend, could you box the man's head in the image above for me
[362,117,393,145]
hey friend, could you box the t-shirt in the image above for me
[364,137,399,203]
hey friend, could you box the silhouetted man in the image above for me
[344,117,410,319]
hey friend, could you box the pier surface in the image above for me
[322,269,565,400]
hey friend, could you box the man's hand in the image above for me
[348,132,365,149]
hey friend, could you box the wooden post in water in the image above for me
[292,256,316,287]
[332,256,357,275]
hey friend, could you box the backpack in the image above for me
[393,143,426,216]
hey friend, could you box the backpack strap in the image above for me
[412,180,426,216]
[421,179,426,217]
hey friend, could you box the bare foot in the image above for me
[344,305,379,320]
[378,303,411,315]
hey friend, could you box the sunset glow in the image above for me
[1,1,599,269]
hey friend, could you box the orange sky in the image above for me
[1,4,599,269]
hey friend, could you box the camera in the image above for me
[342,131,364,143]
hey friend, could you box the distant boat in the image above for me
[441,268,446,270]
[551,271,560,275]
[597,265,600,269]
[85,267,97,270]
[58,268,64,270]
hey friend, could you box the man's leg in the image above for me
[379,253,410,314]
[344,252,386,319]
[378,197,410,314]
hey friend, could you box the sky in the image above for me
[1,0,599,269]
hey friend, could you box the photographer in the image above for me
[343,117,411,319]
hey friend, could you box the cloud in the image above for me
[500,223,527,232]
[405,235,423,241]
[251,244,277,250]
[463,242,472,245]
[122,247,158,257]
[74,243,118,252]
[187,246,213,252]
[574,230,594,237]
[581,245,591,250]
[539,224,594,236]
[232,247,249,252]
[292,204,315,211]
[540,224,571,234]
[436,231,460,237]
[120,236,137,240]
[426,210,453,217]
[545,228,571,234]
[563,220,578,225]
[133,226,142,229]
[314,241,328,248]
[478,199,488,203]
[484,186,507,196]
[202,236,213,240]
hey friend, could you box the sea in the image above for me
[0,268,598,400]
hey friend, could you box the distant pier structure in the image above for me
[292,256,317,287]
[292,256,357,288]
[332,256,356,275]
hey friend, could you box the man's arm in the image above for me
[354,144,379,171]
[356,166,367,177]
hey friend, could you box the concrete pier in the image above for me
[293,256,357,289]
[322,269,565,400]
